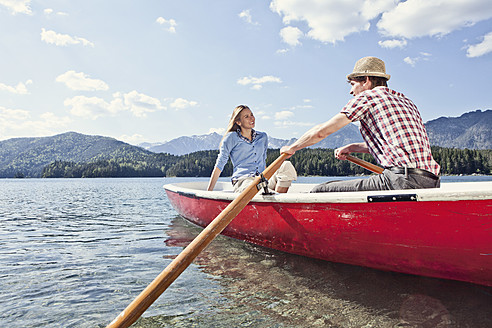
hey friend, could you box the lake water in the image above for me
[1,176,491,328]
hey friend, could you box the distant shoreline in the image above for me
[4,173,492,180]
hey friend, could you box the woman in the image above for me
[207,105,296,193]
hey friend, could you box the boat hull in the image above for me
[164,182,492,286]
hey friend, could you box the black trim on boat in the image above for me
[176,191,201,199]
[367,194,417,202]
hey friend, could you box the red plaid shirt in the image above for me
[341,86,440,175]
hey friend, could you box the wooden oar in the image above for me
[345,154,384,174]
[106,153,289,328]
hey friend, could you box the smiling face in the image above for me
[236,107,255,130]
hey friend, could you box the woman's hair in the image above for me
[220,105,250,146]
[226,105,249,133]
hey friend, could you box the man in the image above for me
[280,56,440,192]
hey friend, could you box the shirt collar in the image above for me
[236,128,257,143]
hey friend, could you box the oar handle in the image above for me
[106,153,289,328]
[345,154,384,174]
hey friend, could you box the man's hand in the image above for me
[280,145,295,158]
[334,145,352,160]
[334,142,370,160]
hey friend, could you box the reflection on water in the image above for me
[1,177,491,328]
[134,216,492,328]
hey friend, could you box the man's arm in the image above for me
[281,113,352,156]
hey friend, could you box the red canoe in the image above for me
[164,181,492,286]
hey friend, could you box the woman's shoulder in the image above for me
[255,131,268,146]
[223,131,237,139]
[221,131,239,145]
[255,130,267,138]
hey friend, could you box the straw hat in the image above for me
[347,56,390,81]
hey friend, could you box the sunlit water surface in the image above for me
[1,176,491,327]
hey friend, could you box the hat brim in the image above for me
[347,72,390,80]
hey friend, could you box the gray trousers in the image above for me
[310,169,440,193]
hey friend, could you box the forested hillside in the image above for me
[40,147,492,178]
[2,129,491,178]
[0,132,155,178]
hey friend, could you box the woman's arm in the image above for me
[209,133,233,191]
[207,166,222,191]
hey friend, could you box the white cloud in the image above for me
[208,127,225,135]
[38,112,72,126]
[41,28,94,47]
[404,57,417,66]
[119,133,146,145]
[65,96,116,119]
[0,106,30,121]
[378,0,492,39]
[56,71,109,91]
[274,110,294,120]
[0,106,71,139]
[274,120,313,128]
[466,31,492,57]
[65,91,165,119]
[404,52,431,66]
[0,0,32,15]
[170,98,198,110]
[239,9,259,25]
[44,8,68,16]
[117,91,166,117]
[280,26,303,46]
[291,104,314,110]
[270,0,398,44]
[156,17,177,33]
[378,39,407,49]
[361,0,400,20]
[237,75,282,90]
[271,0,492,48]
[0,79,32,94]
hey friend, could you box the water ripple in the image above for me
[1,177,491,328]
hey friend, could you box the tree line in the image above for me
[41,146,492,178]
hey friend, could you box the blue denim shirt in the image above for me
[215,130,268,181]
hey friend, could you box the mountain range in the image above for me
[0,109,490,178]
[140,109,491,155]
[140,123,364,155]
[425,109,491,149]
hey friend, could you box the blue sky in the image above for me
[1,0,491,145]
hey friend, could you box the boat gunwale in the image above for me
[163,181,492,203]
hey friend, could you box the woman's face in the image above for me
[237,108,255,130]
